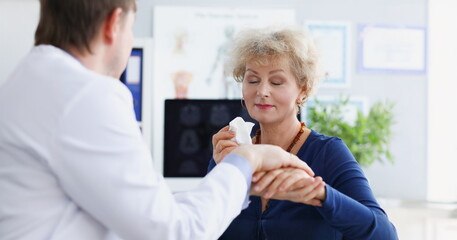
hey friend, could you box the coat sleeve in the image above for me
[50,80,251,240]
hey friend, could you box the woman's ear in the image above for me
[299,85,307,102]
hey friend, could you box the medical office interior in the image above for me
[1,0,457,239]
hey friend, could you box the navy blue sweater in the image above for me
[207,130,398,240]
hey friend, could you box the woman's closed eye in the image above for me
[270,77,285,86]
[246,78,260,84]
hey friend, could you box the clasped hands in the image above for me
[250,167,325,207]
[213,126,326,207]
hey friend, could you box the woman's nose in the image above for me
[256,82,269,97]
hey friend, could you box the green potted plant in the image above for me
[306,96,395,167]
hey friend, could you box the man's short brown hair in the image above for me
[35,0,136,53]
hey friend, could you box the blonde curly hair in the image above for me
[228,26,323,102]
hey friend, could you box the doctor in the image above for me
[0,0,315,239]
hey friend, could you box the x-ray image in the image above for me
[179,104,201,126]
[164,99,259,177]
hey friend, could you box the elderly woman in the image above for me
[207,27,398,240]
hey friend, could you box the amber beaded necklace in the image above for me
[254,122,306,152]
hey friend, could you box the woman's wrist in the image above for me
[315,183,327,201]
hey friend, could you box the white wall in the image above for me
[427,0,457,202]
[0,0,429,200]
[0,0,39,85]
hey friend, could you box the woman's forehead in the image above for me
[246,56,289,68]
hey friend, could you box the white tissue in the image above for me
[229,117,255,145]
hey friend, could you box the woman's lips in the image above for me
[255,104,273,110]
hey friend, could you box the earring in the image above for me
[297,96,306,106]
[296,98,305,114]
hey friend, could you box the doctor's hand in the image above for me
[230,144,315,178]
[251,168,326,207]
[212,126,239,164]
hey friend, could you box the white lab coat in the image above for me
[0,45,250,240]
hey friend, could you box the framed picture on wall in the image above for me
[153,6,296,100]
[304,21,351,88]
[358,24,426,74]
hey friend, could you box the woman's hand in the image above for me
[251,168,326,207]
[212,126,239,164]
